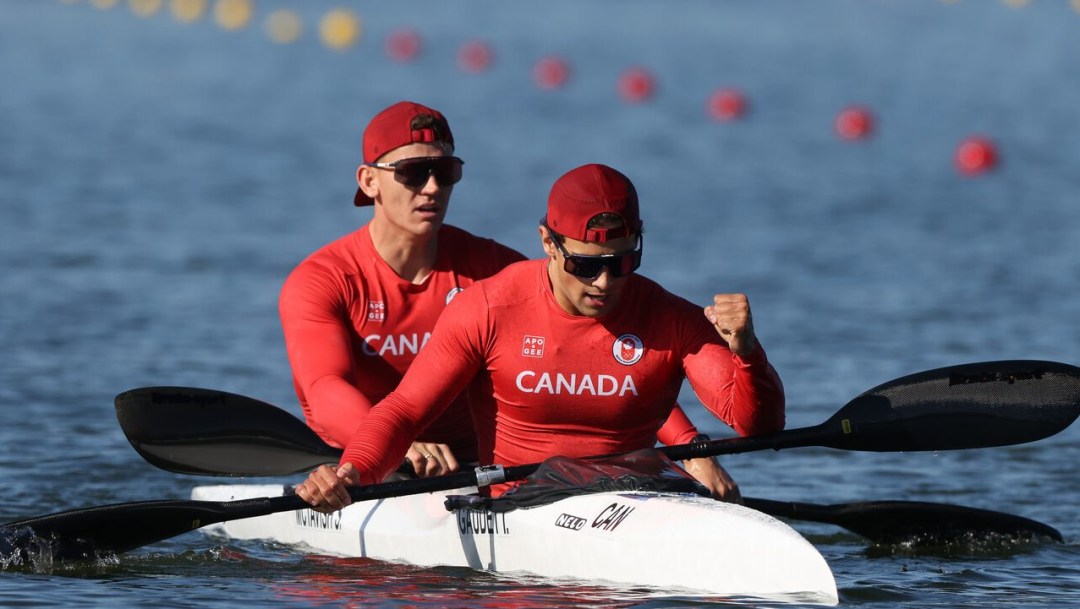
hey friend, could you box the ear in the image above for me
[357,165,379,201]
[538,225,558,258]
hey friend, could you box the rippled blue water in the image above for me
[2,1,1079,607]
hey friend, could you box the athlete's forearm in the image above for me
[339,392,420,484]
[656,404,699,446]
[305,375,377,448]
[726,347,785,436]
[687,343,785,437]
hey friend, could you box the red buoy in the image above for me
[955,136,998,175]
[385,29,421,63]
[707,88,748,121]
[835,106,874,140]
[618,67,655,103]
[458,40,493,73]
[533,56,570,90]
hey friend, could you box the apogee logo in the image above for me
[367,301,386,322]
[522,335,545,358]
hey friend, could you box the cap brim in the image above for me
[354,187,374,206]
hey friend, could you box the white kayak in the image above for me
[191,484,838,605]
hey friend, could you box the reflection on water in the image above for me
[268,554,783,609]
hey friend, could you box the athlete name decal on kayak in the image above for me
[515,371,639,396]
[592,503,635,532]
[295,508,343,530]
[361,333,431,357]
[554,513,587,531]
[458,509,510,535]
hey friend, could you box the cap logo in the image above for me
[584,225,632,242]
[410,114,448,144]
[412,128,436,143]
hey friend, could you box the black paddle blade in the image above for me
[744,497,1063,546]
[115,387,341,476]
[819,360,1080,451]
[669,360,1080,459]
[0,494,304,564]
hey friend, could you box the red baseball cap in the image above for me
[544,164,642,243]
[354,101,455,206]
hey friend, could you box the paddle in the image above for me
[114,385,341,477]
[741,497,1063,545]
[3,359,1077,562]
[112,365,1071,546]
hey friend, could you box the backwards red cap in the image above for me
[544,164,642,243]
[354,101,454,206]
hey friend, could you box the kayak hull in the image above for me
[191,484,838,605]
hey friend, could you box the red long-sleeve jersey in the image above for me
[340,259,785,489]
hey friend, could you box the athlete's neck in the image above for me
[368,220,438,284]
[545,258,578,316]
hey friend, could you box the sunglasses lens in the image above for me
[564,251,641,279]
[395,158,463,188]
[565,257,603,279]
[550,227,643,280]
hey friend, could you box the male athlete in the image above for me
[279,101,525,477]
[295,163,785,510]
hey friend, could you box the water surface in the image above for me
[2,1,1079,607]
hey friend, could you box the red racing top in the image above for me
[279,224,526,460]
[340,259,785,489]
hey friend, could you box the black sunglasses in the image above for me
[547,227,643,279]
[366,156,464,188]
